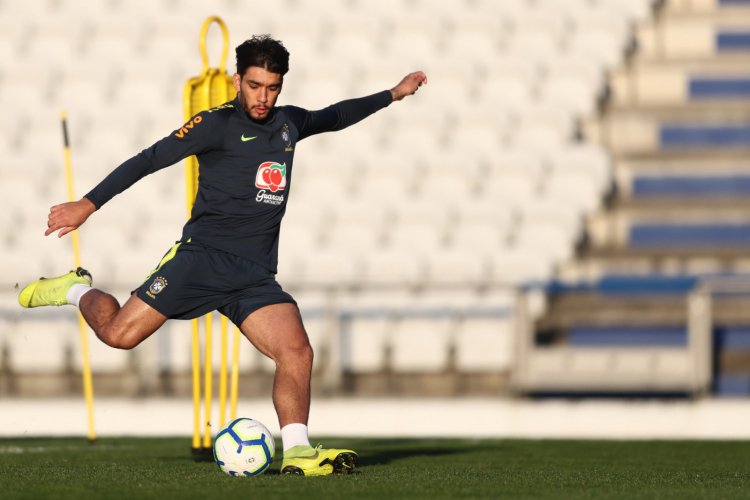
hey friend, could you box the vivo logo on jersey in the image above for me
[255,161,287,205]
[174,115,203,138]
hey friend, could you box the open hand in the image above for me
[45,198,96,237]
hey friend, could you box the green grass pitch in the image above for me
[2,437,750,499]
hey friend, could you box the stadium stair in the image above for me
[518,0,750,397]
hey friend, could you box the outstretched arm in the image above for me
[389,71,428,101]
[289,70,429,140]
[45,197,96,237]
[45,109,226,238]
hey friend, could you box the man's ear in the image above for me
[232,73,241,92]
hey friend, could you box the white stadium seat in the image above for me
[424,248,489,288]
[454,198,517,228]
[390,318,454,373]
[391,199,453,232]
[2,0,628,383]
[149,319,195,374]
[360,250,427,288]
[543,170,603,213]
[447,221,513,253]
[386,222,445,253]
[417,172,475,201]
[454,316,515,372]
[333,200,393,231]
[480,171,539,210]
[514,220,577,263]
[73,330,131,374]
[341,315,391,373]
[299,249,365,289]
[567,29,628,70]
[323,222,385,253]
[489,249,555,286]
[520,199,583,240]
[550,144,613,193]
[505,30,563,68]
[7,314,78,373]
[479,72,536,118]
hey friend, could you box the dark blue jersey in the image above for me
[85,90,393,273]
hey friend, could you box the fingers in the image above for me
[406,71,427,96]
[44,199,91,237]
[409,71,428,86]
[390,71,428,101]
[45,223,76,237]
[44,220,65,237]
[57,226,75,238]
[45,213,56,236]
[49,203,66,215]
[45,204,72,236]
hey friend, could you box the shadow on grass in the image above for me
[182,437,484,472]
[357,438,473,468]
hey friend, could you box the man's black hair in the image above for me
[235,34,290,76]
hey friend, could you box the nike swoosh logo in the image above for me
[241,134,257,142]
[293,450,320,461]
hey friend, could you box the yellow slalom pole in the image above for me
[191,318,201,453]
[60,111,96,442]
[219,315,228,428]
[202,312,213,450]
[184,15,236,456]
[230,326,240,421]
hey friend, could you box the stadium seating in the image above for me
[0,0,660,395]
[510,0,750,398]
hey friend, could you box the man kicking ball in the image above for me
[19,34,427,476]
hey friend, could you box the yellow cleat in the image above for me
[281,445,358,477]
[18,267,92,308]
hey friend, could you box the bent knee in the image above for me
[98,325,139,350]
[276,341,314,366]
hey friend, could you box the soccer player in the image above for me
[18,35,426,476]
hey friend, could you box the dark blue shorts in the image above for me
[135,239,296,326]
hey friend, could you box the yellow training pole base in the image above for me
[191,447,214,462]
[202,312,214,450]
[219,315,229,429]
[191,318,201,454]
[185,16,236,458]
[62,110,97,442]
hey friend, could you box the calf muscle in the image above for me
[79,291,167,350]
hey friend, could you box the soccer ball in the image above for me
[213,417,275,477]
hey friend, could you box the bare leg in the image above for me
[239,302,313,427]
[79,291,167,350]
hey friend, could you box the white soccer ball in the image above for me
[213,417,275,477]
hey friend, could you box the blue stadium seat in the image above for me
[716,30,750,52]
[714,326,750,349]
[633,174,750,197]
[595,274,699,294]
[689,75,750,99]
[630,223,750,247]
[713,374,750,396]
[660,123,750,148]
[567,326,687,347]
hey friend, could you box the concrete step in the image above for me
[538,292,750,329]
[635,9,750,61]
[584,112,750,155]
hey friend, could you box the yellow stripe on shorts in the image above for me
[144,238,190,281]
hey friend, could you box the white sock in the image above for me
[281,423,311,452]
[66,284,93,307]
